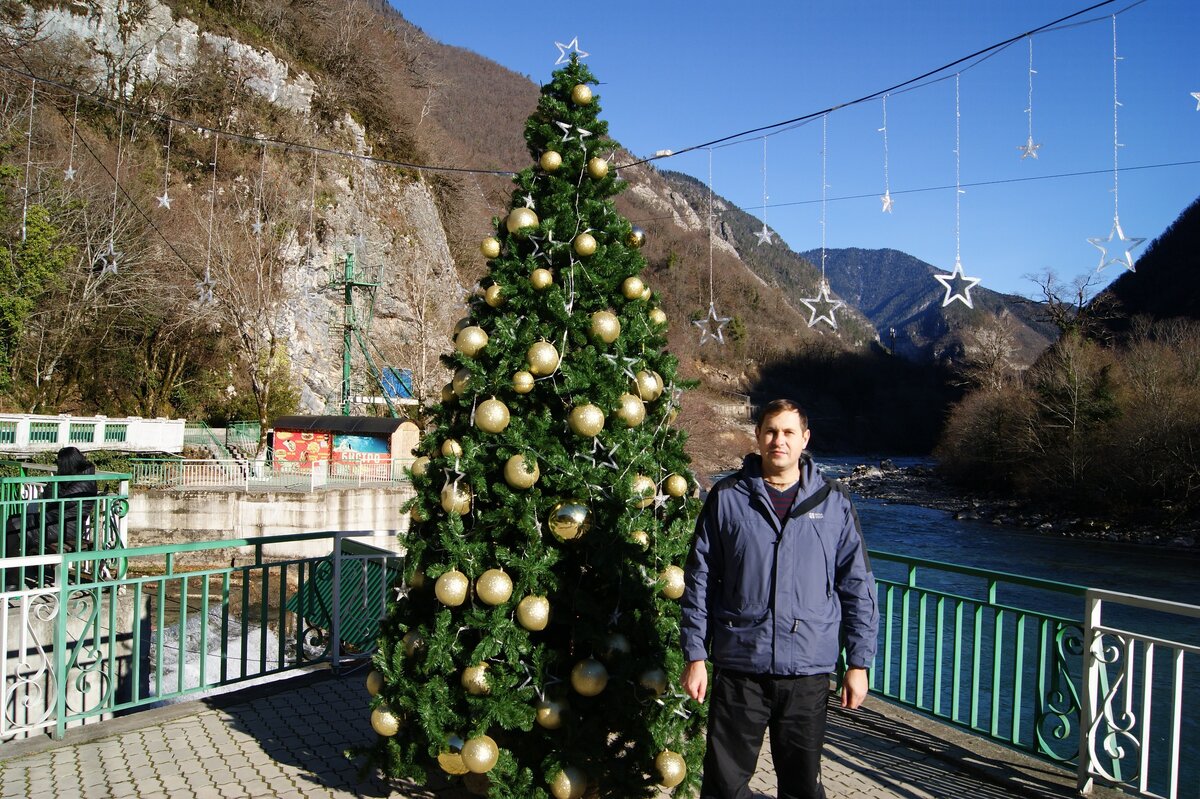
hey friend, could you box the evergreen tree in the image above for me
[360,54,706,797]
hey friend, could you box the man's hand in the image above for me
[682,660,708,702]
[840,666,868,709]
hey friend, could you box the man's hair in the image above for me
[755,399,808,431]
[56,446,94,476]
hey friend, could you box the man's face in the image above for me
[756,410,810,475]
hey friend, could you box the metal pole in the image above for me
[342,252,354,416]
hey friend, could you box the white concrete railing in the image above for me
[0,414,185,454]
[1078,589,1200,799]
[130,458,412,491]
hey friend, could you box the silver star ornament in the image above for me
[933,260,982,308]
[800,280,844,329]
[1089,218,1145,273]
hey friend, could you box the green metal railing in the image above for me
[869,550,1088,764]
[3,530,403,741]
[225,421,262,453]
[183,421,234,459]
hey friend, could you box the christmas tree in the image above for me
[360,51,705,798]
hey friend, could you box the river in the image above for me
[822,456,1200,797]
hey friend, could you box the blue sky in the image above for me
[397,1,1199,297]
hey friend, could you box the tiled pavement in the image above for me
[0,667,1109,799]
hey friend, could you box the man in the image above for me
[681,399,878,799]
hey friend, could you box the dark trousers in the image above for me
[700,670,829,799]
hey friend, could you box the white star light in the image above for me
[880,191,894,213]
[602,353,639,380]
[1192,91,1200,110]
[157,191,172,209]
[64,166,76,181]
[692,302,730,345]
[800,280,844,329]
[96,241,121,276]
[554,37,589,65]
[196,274,216,304]
[1017,136,1042,159]
[754,224,774,246]
[251,218,264,236]
[1089,218,1145,273]
[933,260,982,308]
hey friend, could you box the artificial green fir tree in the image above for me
[361,53,705,798]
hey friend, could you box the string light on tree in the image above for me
[63,94,79,182]
[801,114,844,329]
[157,121,173,209]
[20,78,35,242]
[932,74,983,308]
[1089,16,1144,273]
[1017,37,1042,159]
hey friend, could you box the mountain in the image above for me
[1095,195,1200,333]
[804,248,1058,366]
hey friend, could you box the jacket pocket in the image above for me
[711,606,771,670]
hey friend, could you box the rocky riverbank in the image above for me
[841,460,1199,549]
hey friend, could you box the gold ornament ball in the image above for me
[452,367,472,396]
[540,150,562,172]
[589,310,621,344]
[484,284,505,308]
[655,751,687,788]
[461,663,491,696]
[630,529,650,548]
[631,474,656,508]
[513,370,536,394]
[441,438,463,458]
[568,404,605,437]
[410,570,427,590]
[649,308,667,326]
[665,473,689,497]
[504,454,540,489]
[659,565,686,600]
[621,276,645,300]
[626,226,646,249]
[573,232,597,257]
[570,83,593,105]
[434,570,470,607]
[550,766,588,799]
[602,632,631,661]
[474,397,511,434]
[535,697,568,729]
[453,316,471,335]
[505,207,539,235]
[640,286,652,301]
[441,482,472,515]
[475,568,513,606]
[370,705,402,737]
[650,370,665,399]
[438,735,469,775]
[409,502,427,522]
[587,157,609,179]
[639,668,668,697]
[402,629,425,657]
[616,393,646,427]
[571,658,608,697]
[516,595,551,631]
[463,772,492,796]
[441,383,455,404]
[411,456,430,478]
[456,325,488,358]
[461,735,499,774]
[366,670,384,697]
[530,268,554,290]
[633,370,658,401]
[527,341,560,376]
[547,501,591,542]
[480,237,501,258]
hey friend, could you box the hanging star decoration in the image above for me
[1192,91,1200,110]
[692,302,730,345]
[523,193,535,209]
[1017,136,1042,159]
[754,224,774,246]
[196,274,216,305]
[800,279,844,329]
[251,217,264,236]
[394,582,412,601]
[95,240,121,277]
[602,353,639,380]
[554,121,593,144]
[64,165,76,182]
[554,36,589,65]
[157,190,172,209]
[880,191,894,213]
[933,260,982,308]
[1089,218,1145,272]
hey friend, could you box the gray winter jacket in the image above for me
[680,453,878,675]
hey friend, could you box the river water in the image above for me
[821,456,1200,796]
